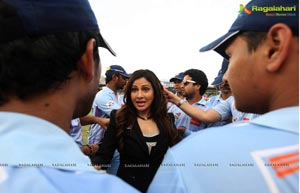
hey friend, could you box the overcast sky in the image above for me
[89,0,249,84]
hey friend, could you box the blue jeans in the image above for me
[106,150,120,175]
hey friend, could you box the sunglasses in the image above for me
[182,79,196,86]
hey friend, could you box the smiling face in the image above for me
[131,77,154,116]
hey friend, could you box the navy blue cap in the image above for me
[169,72,184,82]
[105,65,130,78]
[211,59,229,86]
[0,0,116,56]
[200,0,298,58]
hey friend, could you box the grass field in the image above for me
[81,125,90,145]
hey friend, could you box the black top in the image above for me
[91,110,180,193]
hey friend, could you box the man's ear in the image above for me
[112,74,119,81]
[265,23,293,72]
[195,84,201,91]
[78,38,97,81]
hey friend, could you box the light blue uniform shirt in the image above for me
[168,103,190,129]
[0,112,139,193]
[88,87,121,144]
[188,97,209,132]
[148,107,299,193]
[168,103,191,137]
[206,94,229,127]
[213,96,259,122]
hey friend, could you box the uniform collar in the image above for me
[102,86,114,94]
[250,106,299,134]
[195,97,207,106]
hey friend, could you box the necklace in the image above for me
[137,114,152,121]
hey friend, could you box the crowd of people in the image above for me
[0,0,298,193]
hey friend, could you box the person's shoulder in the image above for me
[170,122,252,151]
[213,96,232,111]
[2,166,139,193]
[95,90,115,103]
[207,95,218,103]
[250,106,299,135]
[171,112,298,155]
[95,88,109,97]
[54,169,139,193]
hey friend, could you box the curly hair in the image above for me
[115,69,178,151]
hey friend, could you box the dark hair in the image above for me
[239,31,267,53]
[115,69,178,150]
[232,29,298,57]
[105,74,113,84]
[0,30,100,105]
[184,69,208,95]
[105,72,119,84]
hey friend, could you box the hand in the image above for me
[95,117,110,130]
[89,144,99,154]
[177,126,187,136]
[177,126,186,133]
[81,144,99,156]
[79,115,109,130]
[163,87,181,104]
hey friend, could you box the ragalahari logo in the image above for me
[238,3,297,17]
[239,4,252,15]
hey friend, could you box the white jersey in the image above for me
[88,87,121,144]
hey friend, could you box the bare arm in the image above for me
[164,87,221,124]
[80,115,110,130]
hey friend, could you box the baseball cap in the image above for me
[169,72,184,82]
[105,65,130,78]
[211,59,229,86]
[200,0,298,58]
[0,0,116,56]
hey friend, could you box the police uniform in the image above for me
[148,107,299,193]
[0,112,139,193]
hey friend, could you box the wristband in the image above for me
[176,99,187,107]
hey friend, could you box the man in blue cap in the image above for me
[89,65,130,175]
[88,65,130,146]
[167,72,191,135]
[206,59,258,127]
[206,59,232,127]
[169,72,185,99]
[0,0,138,192]
[149,0,298,192]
